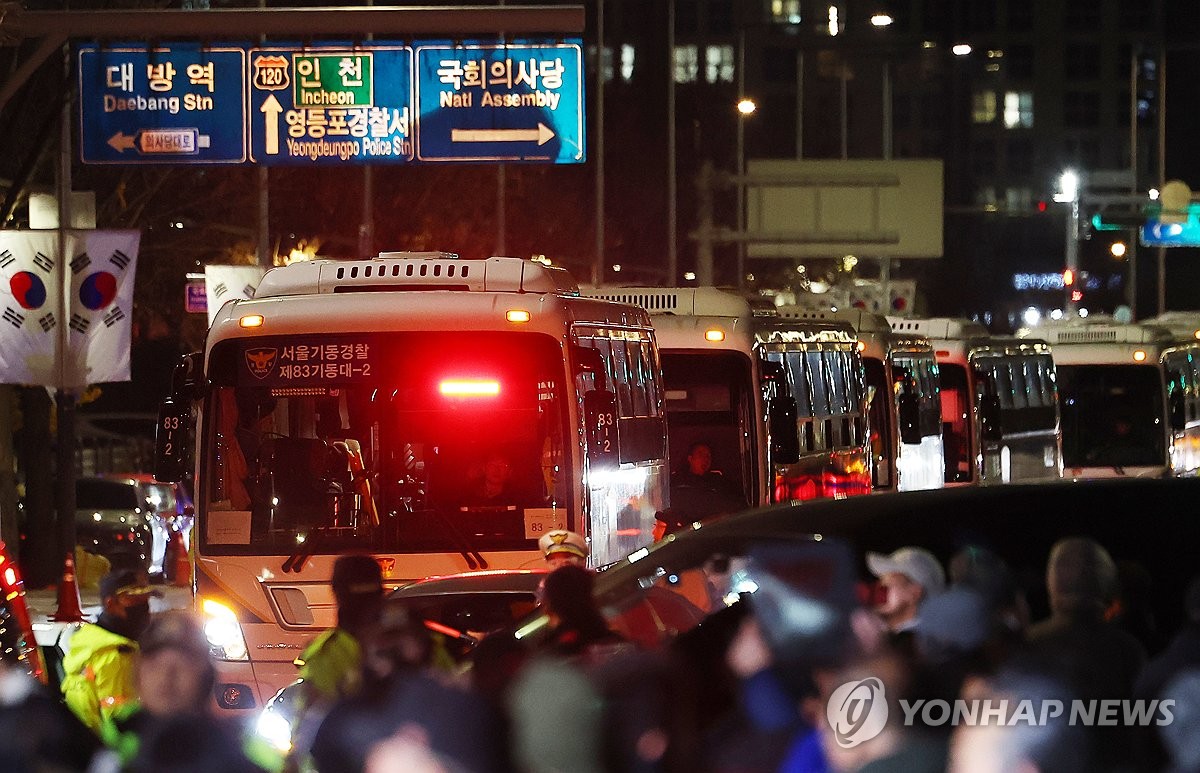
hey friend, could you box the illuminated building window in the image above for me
[673,45,699,83]
[771,0,802,25]
[1004,91,1033,129]
[972,91,997,123]
[705,45,734,83]
[620,44,635,82]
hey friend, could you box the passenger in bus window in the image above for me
[465,451,516,505]
[1085,413,1159,467]
[670,442,744,520]
[674,442,738,495]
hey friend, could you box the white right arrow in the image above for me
[261,94,283,155]
[451,122,555,146]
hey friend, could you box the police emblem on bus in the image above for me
[245,348,278,379]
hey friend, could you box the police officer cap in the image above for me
[331,554,383,597]
[538,530,588,561]
[99,568,160,602]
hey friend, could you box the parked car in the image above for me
[74,477,156,576]
[387,569,547,660]
[508,476,1200,655]
[99,474,192,580]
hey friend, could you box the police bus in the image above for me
[1144,311,1200,343]
[1020,318,1200,479]
[888,317,1062,485]
[154,254,669,713]
[583,287,871,507]
[778,305,944,492]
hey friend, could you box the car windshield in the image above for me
[76,479,139,510]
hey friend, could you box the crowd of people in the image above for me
[4,523,1200,772]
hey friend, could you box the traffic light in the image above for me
[1062,269,1075,287]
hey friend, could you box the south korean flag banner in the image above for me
[64,230,140,387]
[205,264,265,327]
[0,231,61,386]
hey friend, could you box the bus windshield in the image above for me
[1058,364,1165,468]
[202,331,570,555]
[660,350,755,509]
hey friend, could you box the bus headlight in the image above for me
[202,598,249,661]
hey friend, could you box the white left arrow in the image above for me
[451,122,555,146]
[261,94,283,155]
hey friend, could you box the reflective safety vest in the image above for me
[294,628,361,705]
[101,702,284,772]
[61,623,139,733]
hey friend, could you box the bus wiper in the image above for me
[282,480,361,573]
[426,507,488,570]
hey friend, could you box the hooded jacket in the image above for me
[61,622,139,732]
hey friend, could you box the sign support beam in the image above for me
[2,6,585,39]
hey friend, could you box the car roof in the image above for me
[388,569,548,598]
[592,477,1200,626]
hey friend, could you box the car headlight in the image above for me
[255,680,304,754]
[202,598,249,661]
[255,707,294,754]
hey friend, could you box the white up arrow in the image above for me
[260,94,283,155]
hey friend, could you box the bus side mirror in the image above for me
[155,353,203,483]
[769,396,801,464]
[898,393,923,445]
[154,397,191,483]
[1170,391,1187,431]
[584,390,619,467]
[760,359,788,395]
[979,394,1003,442]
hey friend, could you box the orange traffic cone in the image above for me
[50,552,85,623]
[168,531,191,588]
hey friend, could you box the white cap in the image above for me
[538,529,588,562]
[867,547,945,595]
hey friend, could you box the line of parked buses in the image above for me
[149,253,1200,712]
[584,285,1200,505]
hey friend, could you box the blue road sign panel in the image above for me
[1141,216,1200,248]
[416,42,584,163]
[248,44,413,165]
[78,44,247,164]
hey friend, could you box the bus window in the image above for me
[1057,364,1165,469]
[806,350,831,421]
[1007,360,1029,410]
[938,363,972,483]
[993,362,1015,410]
[863,358,891,488]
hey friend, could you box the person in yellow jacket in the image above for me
[61,568,157,732]
[97,610,282,772]
[294,554,383,705]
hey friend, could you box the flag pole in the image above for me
[55,42,77,573]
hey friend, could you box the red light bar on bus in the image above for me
[439,379,501,397]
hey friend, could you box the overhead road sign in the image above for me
[416,42,584,163]
[248,44,414,165]
[0,6,585,116]
[78,44,247,164]
[1141,214,1200,248]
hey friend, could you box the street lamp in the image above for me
[736,96,755,289]
[1054,169,1082,315]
